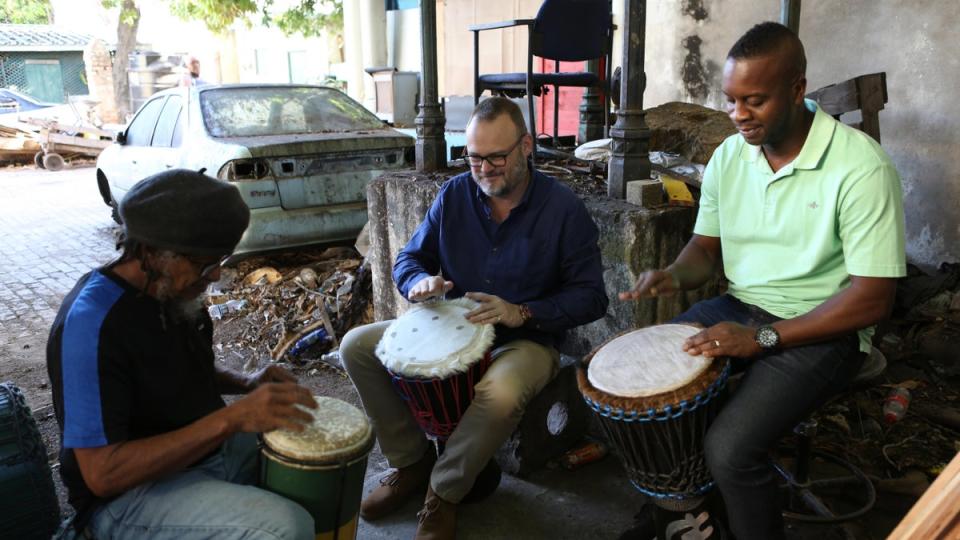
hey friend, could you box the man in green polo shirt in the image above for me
[620,22,905,540]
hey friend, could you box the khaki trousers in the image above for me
[340,320,559,503]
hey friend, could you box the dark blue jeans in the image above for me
[672,295,862,540]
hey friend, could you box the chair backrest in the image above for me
[531,0,612,62]
[806,72,887,143]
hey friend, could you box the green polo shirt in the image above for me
[694,99,906,352]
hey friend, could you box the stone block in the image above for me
[494,354,591,477]
[366,172,722,359]
[626,179,663,208]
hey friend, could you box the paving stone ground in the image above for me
[0,164,118,410]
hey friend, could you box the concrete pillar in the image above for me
[607,0,651,199]
[342,0,365,103]
[359,0,388,111]
[578,59,605,145]
[83,39,120,124]
[781,0,801,33]
[415,0,446,172]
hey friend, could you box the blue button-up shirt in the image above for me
[393,168,608,348]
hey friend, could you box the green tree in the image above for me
[168,0,342,37]
[0,0,52,24]
[101,0,140,118]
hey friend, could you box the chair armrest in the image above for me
[468,19,534,32]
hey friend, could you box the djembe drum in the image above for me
[577,324,730,539]
[377,298,495,441]
[260,396,374,540]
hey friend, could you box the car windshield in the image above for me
[200,86,386,138]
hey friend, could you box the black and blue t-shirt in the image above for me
[46,268,225,523]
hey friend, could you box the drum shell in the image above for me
[0,383,60,540]
[388,352,493,440]
[260,438,373,540]
[576,331,730,502]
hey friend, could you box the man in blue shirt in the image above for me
[341,97,608,539]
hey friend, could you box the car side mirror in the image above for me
[115,131,127,145]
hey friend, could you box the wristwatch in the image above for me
[518,304,533,325]
[755,325,780,349]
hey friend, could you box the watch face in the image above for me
[757,326,779,348]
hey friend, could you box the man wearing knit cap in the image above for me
[46,169,318,539]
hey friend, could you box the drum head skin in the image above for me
[263,396,373,463]
[376,298,495,378]
[588,324,711,398]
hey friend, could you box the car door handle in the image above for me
[131,160,137,165]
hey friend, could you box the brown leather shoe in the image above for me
[360,449,436,521]
[414,485,457,540]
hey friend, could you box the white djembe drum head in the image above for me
[263,396,373,464]
[376,298,495,379]
[587,324,711,398]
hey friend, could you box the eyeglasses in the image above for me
[184,255,229,280]
[465,137,524,168]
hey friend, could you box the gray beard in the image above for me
[165,295,207,326]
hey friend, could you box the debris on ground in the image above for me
[210,246,373,373]
[800,261,960,492]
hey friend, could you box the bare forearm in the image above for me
[216,365,253,395]
[774,277,895,348]
[668,235,722,290]
[77,408,238,497]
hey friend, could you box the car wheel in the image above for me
[42,152,64,172]
[33,152,45,169]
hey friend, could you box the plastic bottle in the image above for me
[883,387,911,424]
[288,328,331,357]
[207,299,246,320]
[558,441,608,470]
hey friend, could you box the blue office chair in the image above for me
[470,0,613,156]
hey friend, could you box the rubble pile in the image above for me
[210,246,373,370]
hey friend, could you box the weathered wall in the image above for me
[642,0,960,267]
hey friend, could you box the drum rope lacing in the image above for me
[582,363,731,423]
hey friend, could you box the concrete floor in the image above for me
[357,453,643,540]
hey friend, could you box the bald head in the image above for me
[727,22,806,80]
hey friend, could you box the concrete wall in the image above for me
[641,0,960,267]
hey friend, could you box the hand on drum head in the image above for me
[408,276,455,302]
[228,382,318,433]
[619,270,679,301]
[683,322,762,359]
[464,292,524,328]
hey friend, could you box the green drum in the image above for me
[260,396,374,540]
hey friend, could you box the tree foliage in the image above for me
[168,0,343,37]
[0,0,52,24]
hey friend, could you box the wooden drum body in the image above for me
[377,299,495,441]
[260,396,374,540]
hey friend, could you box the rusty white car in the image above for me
[96,84,414,255]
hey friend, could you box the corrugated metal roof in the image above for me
[0,24,95,51]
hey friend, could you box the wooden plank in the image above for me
[887,450,960,540]
[807,78,859,117]
[856,73,887,143]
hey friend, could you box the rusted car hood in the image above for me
[218,129,414,157]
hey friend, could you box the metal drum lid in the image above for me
[376,298,494,379]
[263,396,373,463]
[587,324,712,398]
